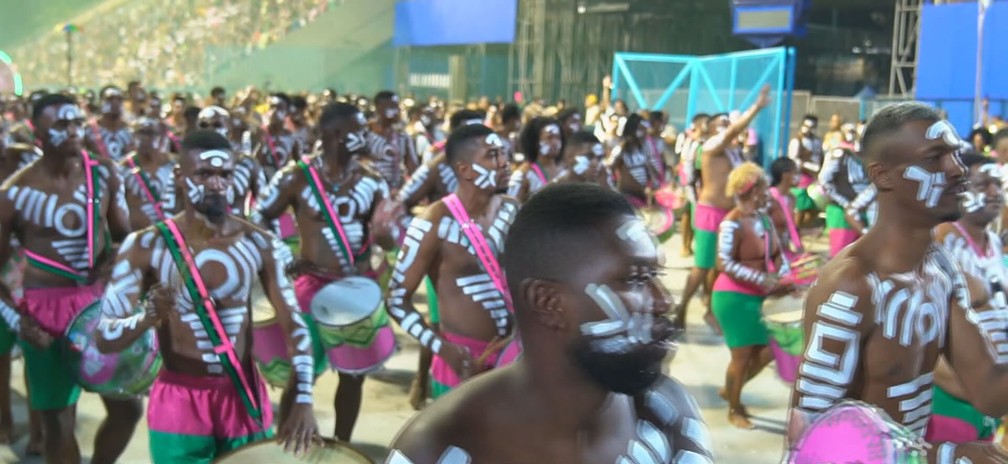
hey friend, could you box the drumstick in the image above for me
[475,335,512,367]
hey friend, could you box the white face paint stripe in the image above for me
[472,163,496,189]
[903,166,946,208]
[925,120,969,150]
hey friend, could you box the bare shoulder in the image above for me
[804,248,876,324]
[634,376,713,461]
[933,222,958,243]
[234,218,276,247]
[354,160,385,184]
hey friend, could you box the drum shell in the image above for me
[790,401,927,464]
[763,299,804,384]
[251,315,324,388]
[309,277,396,374]
[215,438,374,463]
[64,301,162,398]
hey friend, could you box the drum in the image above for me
[762,297,804,384]
[645,206,676,243]
[277,212,298,240]
[807,183,829,211]
[215,438,373,463]
[64,301,161,398]
[787,254,822,286]
[251,308,325,388]
[789,401,926,463]
[310,277,396,373]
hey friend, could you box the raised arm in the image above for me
[703,85,770,156]
[96,231,157,353]
[506,168,529,202]
[397,163,437,210]
[787,269,874,447]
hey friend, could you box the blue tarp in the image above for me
[393,0,517,47]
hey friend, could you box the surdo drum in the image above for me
[789,401,926,463]
[64,301,162,398]
[309,276,396,374]
[251,307,325,388]
[762,298,804,384]
[215,438,374,463]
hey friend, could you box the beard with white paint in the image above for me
[185,177,229,223]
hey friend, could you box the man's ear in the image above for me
[455,161,474,182]
[521,278,567,332]
[868,161,895,191]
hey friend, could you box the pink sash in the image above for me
[529,163,548,185]
[261,127,283,169]
[124,157,166,221]
[298,159,369,266]
[769,187,803,254]
[88,120,112,159]
[443,194,513,313]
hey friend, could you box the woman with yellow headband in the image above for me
[712,162,796,429]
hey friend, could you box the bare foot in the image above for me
[408,377,427,411]
[680,247,693,257]
[26,437,43,456]
[729,408,755,430]
[704,312,722,335]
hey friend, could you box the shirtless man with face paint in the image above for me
[86,86,135,162]
[818,123,871,257]
[198,106,268,217]
[367,91,418,193]
[386,123,516,402]
[255,93,302,181]
[788,115,824,228]
[676,85,771,332]
[928,153,1008,446]
[0,123,42,449]
[387,183,713,464]
[553,130,612,188]
[253,103,394,442]
[787,103,1008,462]
[120,117,179,231]
[399,110,485,212]
[0,94,140,464]
[508,117,564,203]
[609,113,661,207]
[96,130,319,462]
[289,96,316,153]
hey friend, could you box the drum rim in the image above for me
[791,400,924,459]
[213,437,375,463]
[327,325,397,375]
[310,277,384,327]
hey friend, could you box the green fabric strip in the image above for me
[24,255,87,282]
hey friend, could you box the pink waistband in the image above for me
[442,330,493,357]
[798,174,815,188]
[21,282,104,336]
[712,272,764,296]
[694,203,729,232]
[157,369,237,390]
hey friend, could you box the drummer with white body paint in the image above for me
[0,93,140,464]
[196,106,268,217]
[96,130,319,462]
[386,123,517,400]
[253,102,397,443]
[388,183,712,464]
[786,103,1008,462]
[508,117,564,203]
[120,117,180,230]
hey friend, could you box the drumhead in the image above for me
[310,277,382,326]
[215,438,373,463]
[763,294,805,318]
[764,309,803,323]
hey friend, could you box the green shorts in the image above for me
[711,291,768,348]
[791,187,817,212]
[20,338,82,410]
[693,229,718,270]
[0,319,15,355]
[931,384,1001,440]
[825,203,867,230]
[150,430,271,463]
[425,275,440,324]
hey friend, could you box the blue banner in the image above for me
[393,0,517,47]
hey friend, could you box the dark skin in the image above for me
[768,166,804,255]
[254,99,302,179]
[197,110,267,214]
[0,103,138,464]
[391,216,710,463]
[511,125,563,203]
[86,95,132,160]
[95,149,319,456]
[610,123,661,201]
[553,141,609,187]
[255,111,392,441]
[386,138,515,382]
[787,119,1008,463]
[399,152,457,211]
[120,127,178,231]
[371,94,419,178]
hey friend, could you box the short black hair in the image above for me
[181,129,231,152]
[183,106,202,123]
[567,130,600,148]
[969,127,993,147]
[319,102,359,129]
[290,95,308,111]
[803,114,818,124]
[500,103,521,124]
[270,92,291,107]
[503,183,636,306]
[446,123,494,166]
[32,93,77,122]
[374,90,396,105]
[449,109,486,131]
[622,113,644,138]
[520,117,563,164]
[861,102,941,163]
[960,150,993,170]
[210,86,226,98]
[648,111,665,123]
[556,108,581,125]
[100,85,123,99]
[692,113,710,123]
[770,157,797,187]
[993,129,1008,149]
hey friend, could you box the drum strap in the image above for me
[952,222,994,258]
[530,163,548,186]
[88,120,111,159]
[443,194,513,313]
[769,187,803,254]
[24,150,102,283]
[124,156,166,221]
[155,219,264,425]
[297,159,360,267]
[262,127,283,170]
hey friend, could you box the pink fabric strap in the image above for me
[162,218,259,409]
[301,160,359,266]
[124,157,166,221]
[529,163,548,185]
[88,120,111,159]
[261,126,283,169]
[648,137,665,180]
[770,186,803,253]
[443,194,514,313]
[22,250,81,276]
[82,150,97,268]
[952,222,991,258]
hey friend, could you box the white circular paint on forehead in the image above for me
[198,106,230,120]
[269,96,283,106]
[199,149,232,167]
[978,163,1001,177]
[485,133,504,147]
[464,119,483,126]
[543,124,561,135]
[55,104,85,121]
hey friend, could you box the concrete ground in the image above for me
[0,228,824,463]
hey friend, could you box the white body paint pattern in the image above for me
[229,156,265,215]
[122,157,177,223]
[610,145,651,187]
[940,230,1008,363]
[716,220,768,286]
[385,378,713,464]
[257,131,296,178]
[366,130,416,190]
[387,201,518,351]
[506,166,547,198]
[7,162,125,276]
[818,148,870,207]
[86,124,134,162]
[97,228,313,398]
[795,290,864,414]
[903,166,947,208]
[297,169,389,273]
[583,283,654,353]
[472,164,496,190]
[396,161,458,204]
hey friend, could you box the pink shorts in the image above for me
[21,282,103,336]
[431,331,500,397]
[147,369,273,439]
